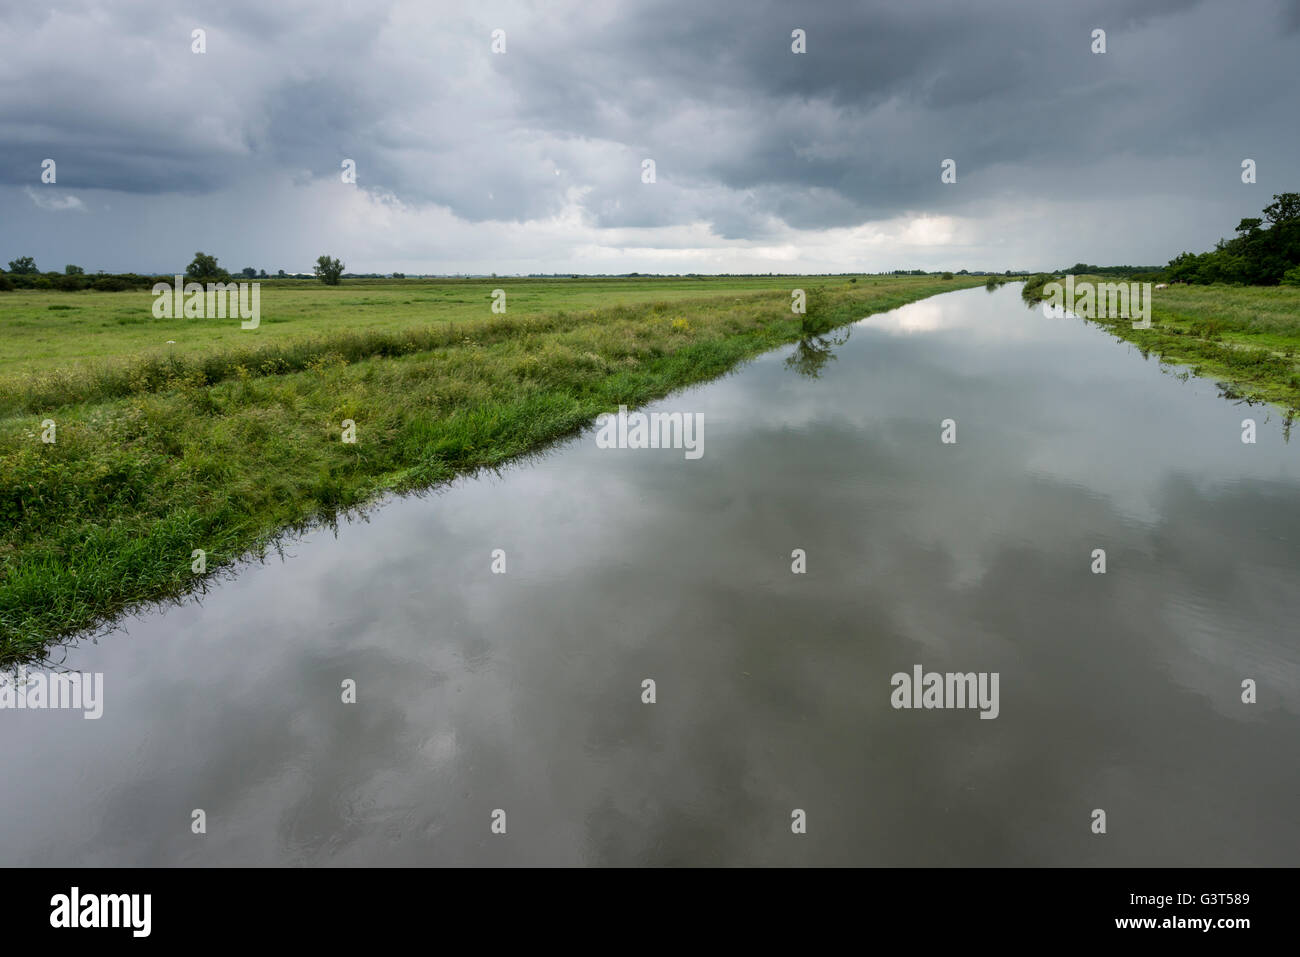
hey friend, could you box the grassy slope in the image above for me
[0,275,982,662]
[1025,276,1300,411]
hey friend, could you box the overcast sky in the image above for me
[2,0,1297,275]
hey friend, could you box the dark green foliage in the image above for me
[1061,263,1162,277]
[185,251,230,284]
[1166,192,1300,285]
[315,255,344,285]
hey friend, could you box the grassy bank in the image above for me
[1023,276,1300,412]
[0,274,982,662]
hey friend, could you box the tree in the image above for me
[65,264,85,275]
[185,252,229,283]
[276,269,286,278]
[1165,192,1300,286]
[1263,193,1300,226]
[240,266,256,279]
[258,269,268,279]
[314,255,344,285]
[7,256,37,274]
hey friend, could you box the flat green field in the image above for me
[0,274,982,662]
[1,276,828,375]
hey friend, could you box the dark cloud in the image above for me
[0,0,1296,271]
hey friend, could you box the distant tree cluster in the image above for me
[0,251,356,292]
[0,254,166,292]
[1059,263,1162,277]
[1165,192,1300,285]
[890,268,1026,277]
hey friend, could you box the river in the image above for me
[2,283,1296,865]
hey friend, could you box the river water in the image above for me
[2,283,1297,866]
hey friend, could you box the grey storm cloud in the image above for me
[1,0,1297,270]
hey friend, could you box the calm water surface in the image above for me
[2,284,1297,865]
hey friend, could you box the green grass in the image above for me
[0,274,983,662]
[1024,276,1300,412]
[0,276,849,375]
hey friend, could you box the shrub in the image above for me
[92,277,129,292]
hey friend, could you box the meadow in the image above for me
[0,274,983,662]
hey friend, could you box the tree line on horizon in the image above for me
[0,252,347,291]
